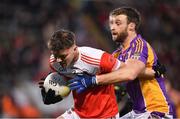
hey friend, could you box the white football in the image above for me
[43,72,71,98]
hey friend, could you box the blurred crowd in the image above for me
[0,0,179,118]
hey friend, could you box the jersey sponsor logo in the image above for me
[131,52,141,59]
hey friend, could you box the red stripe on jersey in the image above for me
[81,57,99,66]
[81,54,100,61]
[81,54,100,66]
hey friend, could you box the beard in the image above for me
[114,28,128,43]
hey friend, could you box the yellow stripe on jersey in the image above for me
[135,38,143,53]
[135,39,139,53]
[146,43,154,67]
[139,38,144,53]
[113,52,120,58]
[139,43,169,113]
[138,38,143,53]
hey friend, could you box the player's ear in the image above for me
[128,22,135,31]
[74,46,78,51]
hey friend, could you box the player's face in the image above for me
[109,14,128,43]
[52,45,78,68]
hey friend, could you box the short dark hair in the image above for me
[110,7,141,31]
[47,29,75,51]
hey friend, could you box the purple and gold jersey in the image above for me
[113,34,173,115]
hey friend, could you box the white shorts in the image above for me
[57,108,80,119]
[120,110,173,119]
[59,108,119,119]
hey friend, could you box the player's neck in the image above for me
[73,47,79,62]
[122,32,137,50]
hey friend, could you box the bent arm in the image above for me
[96,59,145,85]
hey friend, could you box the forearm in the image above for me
[96,66,138,85]
[115,61,155,79]
[138,68,155,79]
[96,59,145,85]
[96,69,129,85]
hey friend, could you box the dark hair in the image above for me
[47,29,75,51]
[110,7,141,31]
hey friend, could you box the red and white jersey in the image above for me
[49,46,120,118]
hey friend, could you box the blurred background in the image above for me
[0,0,179,118]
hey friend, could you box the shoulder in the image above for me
[133,36,146,46]
[79,46,104,53]
[131,35,149,53]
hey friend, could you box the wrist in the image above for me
[94,75,99,85]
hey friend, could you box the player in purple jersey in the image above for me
[69,7,173,119]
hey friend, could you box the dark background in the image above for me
[0,0,179,118]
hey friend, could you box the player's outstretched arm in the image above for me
[38,78,63,105]
[69,60,167,93]
[120,62,155,79]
